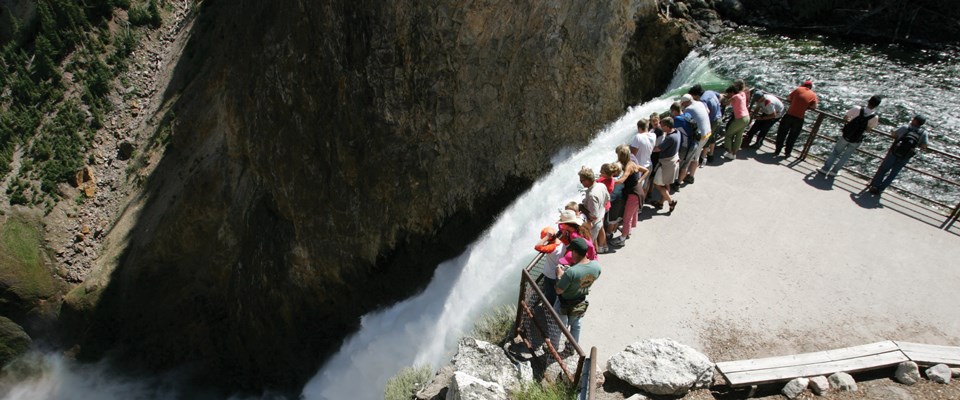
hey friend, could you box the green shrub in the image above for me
[384,364,432,400]
[129,0,161,28]
[510,381,576,400]
[471,304,517,345]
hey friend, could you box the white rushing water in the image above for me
[0,52,714,400]
[301,51,715,400]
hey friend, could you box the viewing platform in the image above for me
[579,142,960,374]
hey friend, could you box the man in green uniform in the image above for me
[555,237,601,343]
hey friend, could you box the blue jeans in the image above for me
[559,312,582,343]
[822,137,861,174]
[870,152,910,191]
[542,277,558,309]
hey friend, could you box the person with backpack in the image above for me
[867,115,929,195]
[818,95,882,177]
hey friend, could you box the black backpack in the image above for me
[841,107,876,143]
[891,126,924,158]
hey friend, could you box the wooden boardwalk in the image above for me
[716,340,960,387]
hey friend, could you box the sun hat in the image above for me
[802,80,813,88]
[556,209,583,226]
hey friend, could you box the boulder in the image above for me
[715,0,745,18]
[117,141,136,160]
[0,317,31,366]
[606,338,713,396]
[543,355,580,384]
[828,372,857,391]
[809,375,829,396]
[416,365,454,400]
[781,377,808,399]
[450,338,520,390]
[626,394,650,400]
[894,361,920,385]
[951,367,960,378]
[517,361,533,383]
[445,371,506,400]
[925,364,952,384]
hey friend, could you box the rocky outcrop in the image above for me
[0,316,30,366]
[446,372,507,400]
[60,0,702,392]
[716,0,960,47]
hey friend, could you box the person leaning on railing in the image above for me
[555,237,601,343]
[867,115,930,196]
[818,95,882,177]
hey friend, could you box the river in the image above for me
[1,28,957,400]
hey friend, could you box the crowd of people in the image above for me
[532,79,933,344]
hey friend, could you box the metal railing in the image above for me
[755,104,960,230]
[513,252,597,398]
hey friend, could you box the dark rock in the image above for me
[117,141,135,161]
[715,0,745,18]
[0,317,31,366]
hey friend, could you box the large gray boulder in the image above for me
[926,364,952,384]
[606,338,713,396]
[543,355,581,384]
[895,361,920,385]
[446,372,507,400]
[450,338,521,390]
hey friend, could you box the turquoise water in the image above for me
[703,27,960,207]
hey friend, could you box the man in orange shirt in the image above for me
[774,80,818,158]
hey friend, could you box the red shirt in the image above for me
[786,86,818,118]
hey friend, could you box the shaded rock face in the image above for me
[721,0,960,46]
[66,0,697,393]
[622,13,700,107]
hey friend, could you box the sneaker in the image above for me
[597,246,610,254]
[683,175,695,184]
[609,237,626,247]
[827,171,837,177]
[817,168,828,175]
[723,152,735,160]
[670,182,680,192]
[868,186,880,195]
[750,142,762,149]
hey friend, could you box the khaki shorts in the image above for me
[654,156,680,186]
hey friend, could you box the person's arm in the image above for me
[615,164,635,184]
[555,269,568,294]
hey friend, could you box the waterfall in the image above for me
[0,52,712,400]
[302,51,713,400]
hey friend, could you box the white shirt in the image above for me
[584,182,609,223]
[629,131,655,169]
[845,106,880,131]
[759,94,785,117]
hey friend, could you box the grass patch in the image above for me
[471,303,517,345]
[383,364,432,400]
[510,380,577,400]
[0,215,56,302]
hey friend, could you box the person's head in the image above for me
[609,162,622,177]
[687,84,704,99]
[564,201,579,212]
[867,95,882,109]
[751,89,764,102]
[660,116,674,130]
[599,163,612,178]
[733,79,746,92]
[568,237,589,262]
[557,209,584,228]
[801,80,813,89]
[616,144,631,166]
[649,112,660,124]
[636,118,649,133]
[911,115,926,127]
[578,166,596,187]
[669,102,682,116]
[724,85,738,96]
[680,94,694,108]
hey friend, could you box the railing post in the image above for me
[514,271,527,338]
[588,346,598,400]
[944,199,960,229]
[800,112,826,161]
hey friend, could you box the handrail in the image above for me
[514,252,590,391]
[774,103,960,228]
[588,346,598,400]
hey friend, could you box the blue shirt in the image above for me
[701,90,722,122]
[673,113,694,147]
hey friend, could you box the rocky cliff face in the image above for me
[62,0,698,392]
